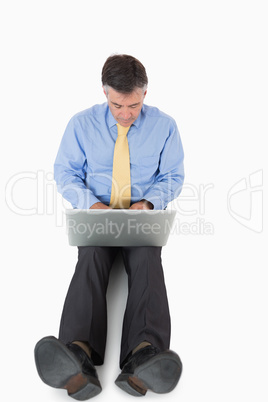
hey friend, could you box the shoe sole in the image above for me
[115,350,182,396]
[34,336,101,400]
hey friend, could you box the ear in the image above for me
[103,86,108,97]
[144,89,147,98]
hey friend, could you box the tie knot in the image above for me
[117,124,130,137]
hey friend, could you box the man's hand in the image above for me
[90,202,111,209]
[129,199,154,210]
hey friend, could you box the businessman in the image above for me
[34,54,185,399]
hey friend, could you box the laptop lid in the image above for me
[65,209,176,247]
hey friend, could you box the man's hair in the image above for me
[102,54,148,94]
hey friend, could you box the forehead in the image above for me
[108,88,144,105]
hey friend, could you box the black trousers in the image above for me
[59,246,171,369]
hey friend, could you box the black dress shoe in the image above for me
[34,336,101,400]
[115,345,183,396]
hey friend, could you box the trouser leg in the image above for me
[119,246,171,368]
[59,246,118,365]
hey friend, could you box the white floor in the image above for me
[3,213,267,402]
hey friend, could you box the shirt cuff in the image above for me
[61,185,101,209]
[76,192,101,209]
[142,194,164,210]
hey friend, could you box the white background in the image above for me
[1,1,267,401]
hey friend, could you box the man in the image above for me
[34,54,185,399]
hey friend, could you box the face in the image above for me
[104,86,147,127]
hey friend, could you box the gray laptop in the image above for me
[65,209,176,247]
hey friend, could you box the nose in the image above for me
[120,108,131,120]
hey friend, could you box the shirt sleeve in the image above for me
[142,121,185,210]
[54,117,101,209]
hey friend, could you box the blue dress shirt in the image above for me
[54,103,184,210]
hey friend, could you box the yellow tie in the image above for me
[110,124,131,209]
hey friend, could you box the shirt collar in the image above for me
[107,104,143,130]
